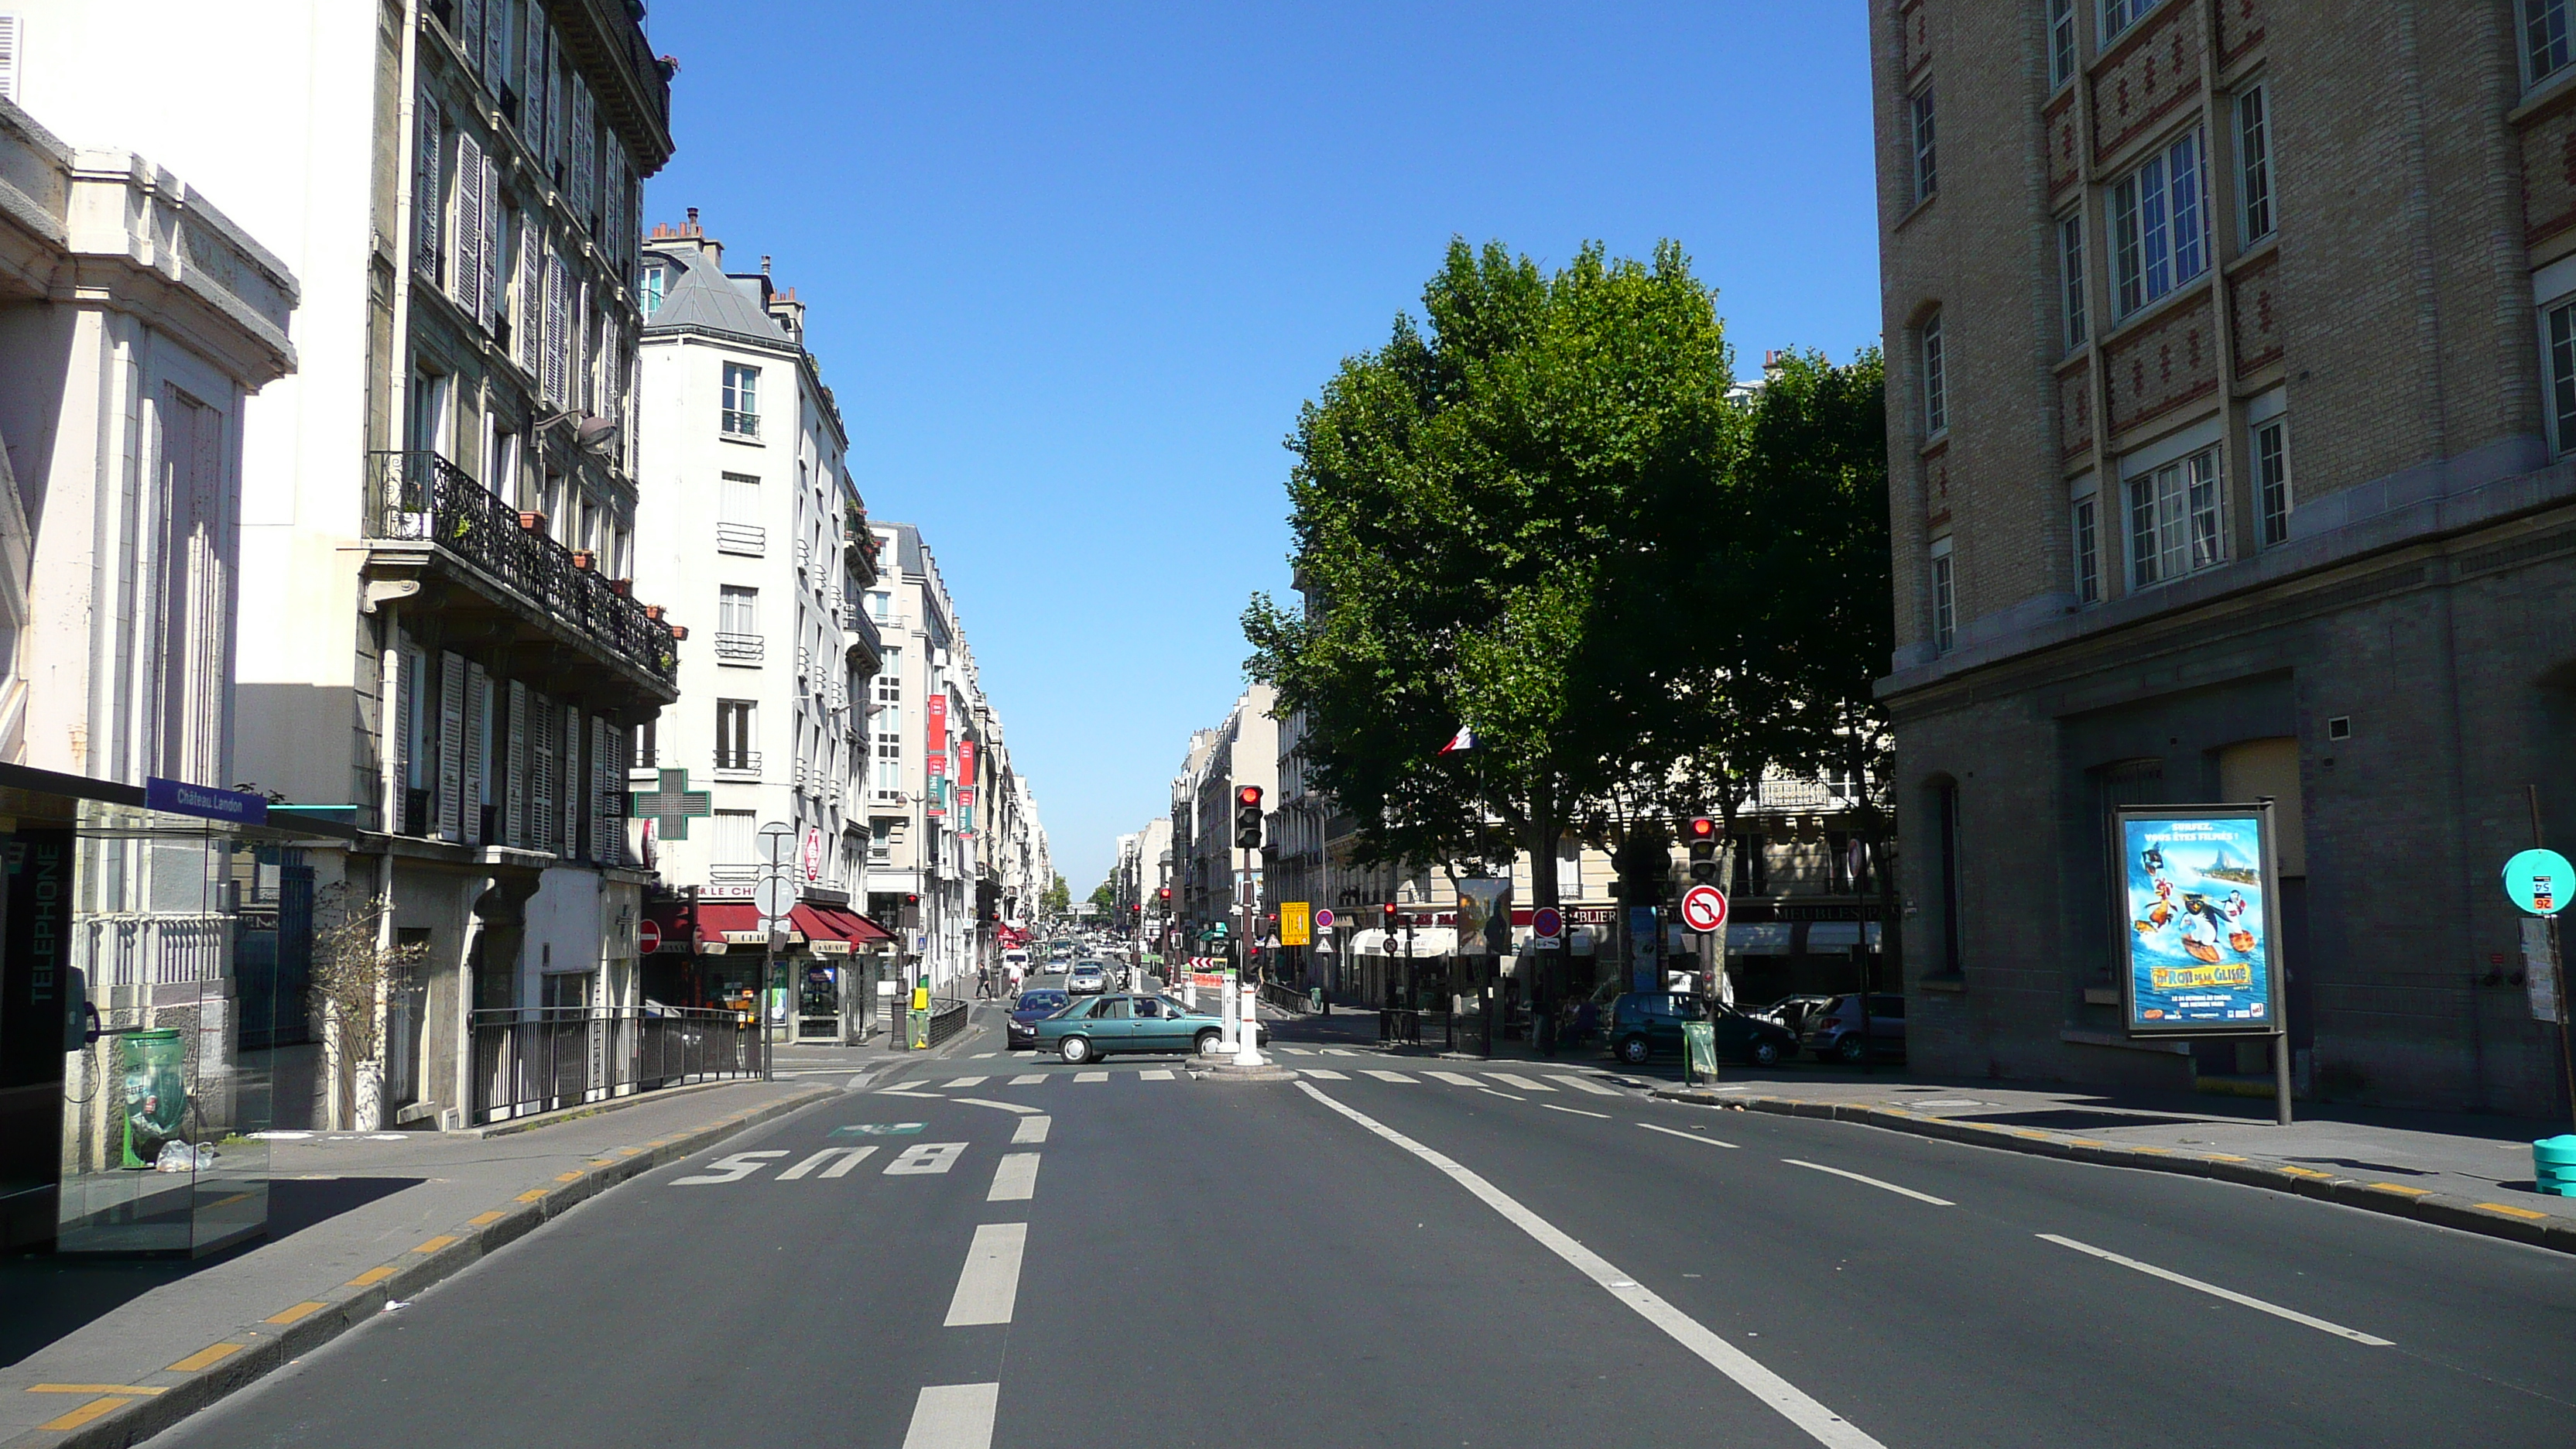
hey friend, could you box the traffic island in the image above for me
[1188,1061,1298,1082]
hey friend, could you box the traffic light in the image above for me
[1157,886,1172,903]
[1687,816,1719,883]
[1235,785,1265,848]
[1382,901,1399,930]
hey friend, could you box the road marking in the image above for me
[1638,1122,1741,1149]
[1783,1160,1954,1206]
[1323,1048,1358,1057]
[901,1382,1000,1449]
[971,1053,996,1059]
[1297,1083,1885,1448]
[1477,1088,1523,1101]
[943,1077,990,1088]
[1009,1074,1046,1085]
[1488,1073,1555,1091]
[676,1150,789,1186]
[944,1224,1028,1326]
[1282,1047,1317,1056]
[1300,1067,1350,1080]
[888,1142,969,1176]
[38,1398,138,1432]
[413,1235,458,1254]
[347,1266,396,1287]
[1426,1070,1480,1086]
[988,1152,1041,1201]
[1140,1068,1177,1081]
[954,1097,1040,1115]
[515,1189,546,1203]
[1363,1070,1417,1084]
[2366,1182,2429,1196]
[167,1343,245,1373]
[467,1211,505,1226]
[1013,1115,1051,1144]
[1547,1074,1622,1096]
[1543,1102,1611,1119]
[27,1385,166,1396]
[779,1146,878,1180]
[2036,1235,2393,1346]
[2477,1202,2550,1220]
[263,1302,327,1326]
[880,1088,947,1098]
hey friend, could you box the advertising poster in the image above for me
[2116,805,2280,1036]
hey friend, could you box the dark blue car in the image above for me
[1006,989,1072,1050]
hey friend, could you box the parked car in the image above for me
[1751,994,1837,1040]
[1006,989,1072,1050]
[1035,993,1268,1063]
[1602,993,1801,1067]
[1802,993,1906,1064]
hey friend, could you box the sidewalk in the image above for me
[0,1076,850,1448]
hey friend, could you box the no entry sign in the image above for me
[638,918,663,954]
[1680,884,1729,933]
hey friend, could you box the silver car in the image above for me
[1067,963,1108,995]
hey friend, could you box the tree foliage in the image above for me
[1040,874,1070,917]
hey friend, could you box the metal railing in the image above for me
[716,522,765,555]
[926,997,971,1047]
[1259,980,1315,1015]
[369,451,678,689]
[1379,1007,1454,1051]
[722,409,761,438]
[468,1005,759,1125]
[715,632,764,663]
[714,749,762,776]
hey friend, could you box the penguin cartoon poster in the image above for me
[2115,804,2282,1036]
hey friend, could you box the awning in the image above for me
[1350,927,1460,957]
[1728,923,1795,956]
[790,903,887,955]
[1803,921,1883,951]
[640,901,767,952]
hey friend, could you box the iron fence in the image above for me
[469,1005,759,1126]
[926,998,971,1047]
[369,450,679,689]
[1258,980,1314,1015]
[1378,1008,1453,1050]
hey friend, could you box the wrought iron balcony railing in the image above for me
[369,450,677,690]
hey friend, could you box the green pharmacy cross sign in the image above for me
[632,769,713,839]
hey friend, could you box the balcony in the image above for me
[716,522,764,557]
[365,451,678,704]
[714,632,764,664]
[714,750,760,783]
[844,605,884,675]
[721,409,761,440]
[844,498,882,587]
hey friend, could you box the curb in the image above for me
[1655,1088,2576,1258]
[10,1083,840,1449]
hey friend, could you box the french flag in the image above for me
[1438,725,1478,755]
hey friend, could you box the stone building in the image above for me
[1873,0,2576,1112]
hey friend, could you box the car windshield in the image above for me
[1158,995,1196,1016]
[1017,991,1067,1011]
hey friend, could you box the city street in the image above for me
[142,1019,2576,1449]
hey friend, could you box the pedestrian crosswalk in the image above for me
[882,1061,1636,1096]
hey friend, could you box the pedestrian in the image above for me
[1572,995,1598,1047]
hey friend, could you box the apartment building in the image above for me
[15,0,679,1128]
[1874,0,2576,1112]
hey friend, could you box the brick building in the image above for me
[1872,0,2576,1112]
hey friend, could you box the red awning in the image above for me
[793,903,892,945]
[642,899,892,952]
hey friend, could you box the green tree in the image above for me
[1040,874,1069,917]
[1245,238,1746,916]
[1088,879,1118,915]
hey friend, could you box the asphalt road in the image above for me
[146,1021,2576,1447]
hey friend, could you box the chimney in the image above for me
[686,207,700,235]
[762,255,772,277]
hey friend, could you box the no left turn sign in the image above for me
[1680,884,1729,933]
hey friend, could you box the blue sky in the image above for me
[643,2,1882,894]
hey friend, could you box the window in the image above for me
[2100,0,2161,47]
[2126,444,2225,587]
[642,262,666,316]
[718,472,763,554]
[1910,85,1937,204]
[2236,84,2274,245]
[712,809,756,869]
[715,700,756,771]
[0,15,22,104]
[633,717,656,769]
[2059,214,2088,350]
[1930,540,1956,654]
[2549,294,2576,454]
[721,361,761,437]
[1931,778,1963,975]
[875,646,902,706]
[2253,415,2292,547]
[1920,313,1947,437]
[2109,128,2207,317]
[719,585,759,635]
[2530,0,2574,86]
[2073,492,2102,603]
[2048,0,2077,87]
[875,731,903,793]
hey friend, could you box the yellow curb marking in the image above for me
[168,1343,245,1373]
[2203,1153,2249,1162]
[468,1211,505,1226]
[2012,1129,2052,1139]
[412,1235,458,1254]
[207,1191,252,1208]
[26,1385,168,1396]
[347,1266,397,1287]
[263,1301,327,1326]
[2129,1146,2172,1154]
[2477,1202,2550,1220]
[554,1172,581,1181]
[617,1147,644,1156]
[2367,1183,2430,1196]
[2066,1138,2106,1147]
[516,1189,547,1202]
[2279,1166,2334,1179]
[38,1397,137,1431]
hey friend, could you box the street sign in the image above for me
[1313,907,1335,930]
[1680,884,1728,933]
[757,822,797,867]
[754,875,796,920]
[2505,848,2575,916]
[638,918,663,954]
[1281,901,1311,947]
[1532,906,1564,939]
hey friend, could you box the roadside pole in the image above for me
[2528,786,2576,1128]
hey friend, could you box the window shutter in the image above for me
[591,713,614,864]
[523,2,546,142]
[386,632,415,827]
[480,156,501,332]
[530,691,555,852]
[571,76,596,230]
[505,679,528,846]
[416,94,444,279]
[575,280,592,411]
[0,16,22,104]
[437,651,466,841]
[453,130,484,318]
[462,662,489,846]
[459,0,484,70]
[563,704,583,857]
[545,251,569,404]
[518,214,543,372]
[484,0,508,90]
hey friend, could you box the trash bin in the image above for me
[120,1028,187,1170]
[2535,1134,2576,1197]
[1681,1021,1720,1087]
[907,1009,930,1050]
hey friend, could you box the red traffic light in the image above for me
[1158,886,1172,901]
[1687,816,1717,841]
[1237,785,1263,807]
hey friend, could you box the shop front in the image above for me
[0,763,354,1255]
[639,896,893,1045]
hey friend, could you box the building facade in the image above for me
[1874,0,2576,1112]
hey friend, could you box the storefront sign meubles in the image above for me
[2115,803,2283,1037]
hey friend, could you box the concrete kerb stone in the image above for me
[1653,1088,2576,1259]
[7,1084,838,1449]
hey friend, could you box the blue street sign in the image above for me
[144,777,268,826]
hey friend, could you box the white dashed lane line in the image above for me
[1783,1160,1954,1207]
[944,1223,1028,1326]
[1012,1115,1050,1144]
[1542,1103,1610,1119]
[901,1384,999,1449]
[2038,1235,2393,1346]
[1637,1121,1740,1149]
[987,1153,1040,1202]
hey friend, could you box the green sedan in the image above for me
[1033,992,1269,1063]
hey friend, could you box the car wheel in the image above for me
[1752,1040,1783,1068]
[1834,1034,1868,1065]
[1195,1030,1225,1057]
[1059,1036,1091,1064]
[1618,1034,1651,1067]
